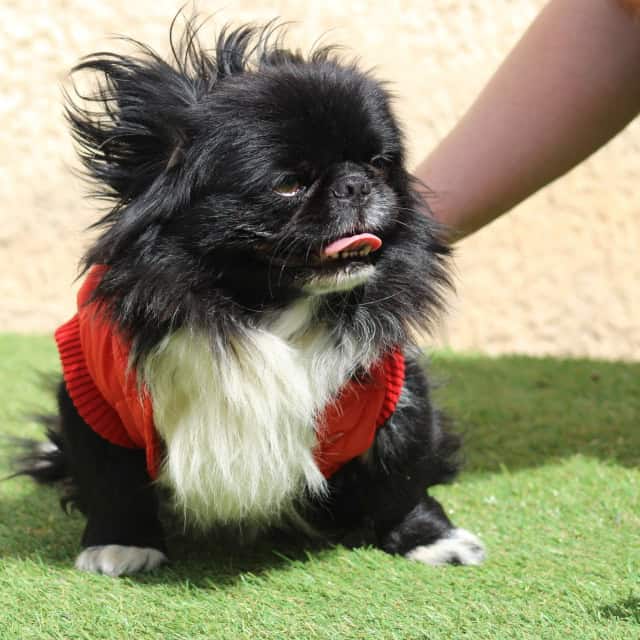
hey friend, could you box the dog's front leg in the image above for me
[367,398,486,566]
[326,359,486,566]
[57,382,167,576]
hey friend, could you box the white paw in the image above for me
[405,528,486,566]
[75,545,167,577]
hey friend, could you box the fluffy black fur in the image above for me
[17,17,484,575]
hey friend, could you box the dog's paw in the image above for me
[405,528,486,566]
[75,545,167,577]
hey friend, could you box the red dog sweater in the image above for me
[55,266,405,480]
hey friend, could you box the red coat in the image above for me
[55,266,405,480]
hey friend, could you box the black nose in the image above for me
[332,175,372,200]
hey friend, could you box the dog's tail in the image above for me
[7,412,77,510]
[11,415,67,482]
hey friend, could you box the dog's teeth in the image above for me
[328,248,372,261]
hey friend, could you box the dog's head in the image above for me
[69,19,450,352]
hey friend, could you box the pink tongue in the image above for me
[323,233,382,256]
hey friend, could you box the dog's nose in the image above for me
[332,175,372,200]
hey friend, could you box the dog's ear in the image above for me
[66,43,207,271]
[65,21,271,206]
[65,48,199,204]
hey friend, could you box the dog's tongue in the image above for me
[323,233,382,256]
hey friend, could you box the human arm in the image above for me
[415,0,640,240]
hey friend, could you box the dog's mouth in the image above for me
[322,233,382,261]
[261,233,383,270]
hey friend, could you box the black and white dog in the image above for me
[19,19,485,576]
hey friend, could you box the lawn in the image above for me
[0,334,638,640]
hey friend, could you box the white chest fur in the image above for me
[142,300,376,528]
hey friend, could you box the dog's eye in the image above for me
[273,174,306,197]
[370,155,392,172]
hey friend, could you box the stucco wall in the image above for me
[1,1,638,360]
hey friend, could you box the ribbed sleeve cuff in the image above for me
[377,349,406,427]
[54,314,137,449]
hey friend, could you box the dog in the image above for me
[17,18,485,576]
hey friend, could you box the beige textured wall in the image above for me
[1,1,638,360]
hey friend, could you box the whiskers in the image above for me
[266,226,302,294]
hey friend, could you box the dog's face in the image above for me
[161,61,409,296]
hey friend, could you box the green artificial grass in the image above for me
[0,334,638,639]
